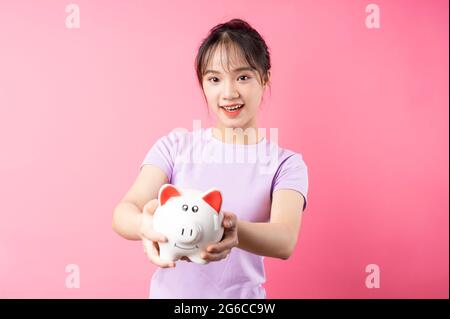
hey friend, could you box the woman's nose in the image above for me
[222,80,239,99]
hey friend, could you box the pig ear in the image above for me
[202,189,222,213]
[159,184,181,206]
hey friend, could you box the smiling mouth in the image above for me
[220,104,244,118]
[174,243,198,250]
[220,104,244,112]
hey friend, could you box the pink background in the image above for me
[0,0,448,298]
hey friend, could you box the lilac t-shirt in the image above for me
[140,127,308,299]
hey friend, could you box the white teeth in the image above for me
[223,104,243,111]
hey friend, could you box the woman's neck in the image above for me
[212,125,264,145]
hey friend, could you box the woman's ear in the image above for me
[263,71,271,88]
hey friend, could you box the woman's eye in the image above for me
[238,75,249,81]
[192,206,199,213]
[208,77,219,83]
[182,204,188,211]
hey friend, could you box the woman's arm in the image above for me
[112,165,168,240]
[204,189,305,261]
[237,189,305,260]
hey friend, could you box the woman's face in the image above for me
[201,44,268,131]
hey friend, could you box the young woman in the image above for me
[112,18,309,298]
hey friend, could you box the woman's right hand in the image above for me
[139,199,176,268]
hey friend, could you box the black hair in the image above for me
[195,18,271,88]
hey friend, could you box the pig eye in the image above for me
[182,204,188,211]
[192,206,199,213]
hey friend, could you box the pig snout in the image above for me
[174,221,201,244]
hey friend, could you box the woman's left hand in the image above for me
[202,211,239,262]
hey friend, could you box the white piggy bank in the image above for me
[152,184,224,264]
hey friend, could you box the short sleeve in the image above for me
[140,131,181,181]
[272,153,309,211]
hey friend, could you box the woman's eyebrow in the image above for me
[204,66,255,76]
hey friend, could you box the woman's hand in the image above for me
[202,211,239,262]
[139,199,176,268]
